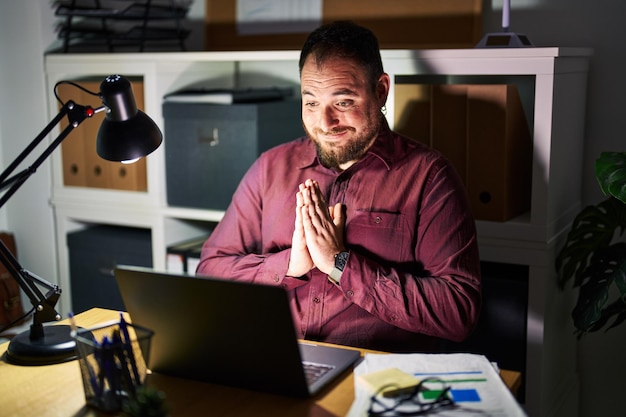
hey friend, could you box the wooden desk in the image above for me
[0,308,521,417]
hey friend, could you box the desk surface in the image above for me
[0,308,521,417]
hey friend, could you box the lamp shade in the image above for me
[96,75,162,162]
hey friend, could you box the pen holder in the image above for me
[73,320,154,413]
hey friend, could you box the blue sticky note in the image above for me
[451,389,481,402]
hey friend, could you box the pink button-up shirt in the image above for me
[197,123,481,352]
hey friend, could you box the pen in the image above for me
[112,329,136,395]
[119,312,141,386]
[67,311,77,334]
[68,312,100,397]
[100,335,123,410]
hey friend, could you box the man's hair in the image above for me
[299,21,384,92]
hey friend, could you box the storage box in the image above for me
[163,99,303,210]
[68,225,152,313]
[204,0,483,50]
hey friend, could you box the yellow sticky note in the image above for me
[357,367,420,397]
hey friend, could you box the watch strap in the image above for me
[328,251,349,285]
[329,267,343,284]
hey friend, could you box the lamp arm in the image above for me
[0,241,61,326]
[0,100,95,328]
[0,101,95,207]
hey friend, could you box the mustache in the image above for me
[316,126,356,135]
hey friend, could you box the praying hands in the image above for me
[287,179,345,278]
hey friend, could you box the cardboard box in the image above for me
[204,0,483,51]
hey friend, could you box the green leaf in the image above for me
[556,197,626,288]
[571,252,611,331]
[596,152,626,204]
[571,243,626,333]
[615,255,626,297]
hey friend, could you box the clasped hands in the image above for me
[287,179,346,278]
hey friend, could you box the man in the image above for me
[197,21,481,353]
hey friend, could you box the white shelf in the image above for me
[45,47,591,417]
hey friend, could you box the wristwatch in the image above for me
[328,251,349,285]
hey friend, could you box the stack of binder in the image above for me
[395,83,532,222]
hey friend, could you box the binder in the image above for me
[430,84,469,183]
[466,84,532,221]
[57,83,89,187]
[166,236,209,274]
[108,82,148,191]
[185,244,203,274]
[393,83,431,144]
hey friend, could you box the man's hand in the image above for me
[286,183,315,277]
[300,179,345,275]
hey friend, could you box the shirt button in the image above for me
[274,275,280,282]
[313,297,320,304]
[375,216,382,224]
[346,290,354,297]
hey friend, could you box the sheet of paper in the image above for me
[236,0,322,35]
[347,353,527,417]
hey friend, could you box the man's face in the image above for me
[300,55,388,170]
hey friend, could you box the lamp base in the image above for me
[5,324,78,366]
[475,32,534,48]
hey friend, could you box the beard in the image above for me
[306,114,382,169]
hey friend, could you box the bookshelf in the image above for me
[44,47,591,417]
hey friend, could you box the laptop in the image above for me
[114,265,361,397]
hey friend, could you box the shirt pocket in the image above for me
[345,210,407,263]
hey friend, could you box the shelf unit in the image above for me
[44,48,591,417]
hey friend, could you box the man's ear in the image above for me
[377,73,391,107]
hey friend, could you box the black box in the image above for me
[163,99,303,210]
[67,225,152,314]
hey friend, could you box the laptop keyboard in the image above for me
[302,361,335,385]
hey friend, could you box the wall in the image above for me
[0,1,623,416]
[0,1,57,295]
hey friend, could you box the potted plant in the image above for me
[556,151,626,337]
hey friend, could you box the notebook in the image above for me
[114,265,361,397]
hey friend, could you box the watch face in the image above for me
[334,251,349,271]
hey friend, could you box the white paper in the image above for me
[236,0,322,35]
[347,353,527,417]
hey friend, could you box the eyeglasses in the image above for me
[367,377,455,416]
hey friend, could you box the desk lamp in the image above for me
[1,75,162,365]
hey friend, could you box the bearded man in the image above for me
[197,21,481,353]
